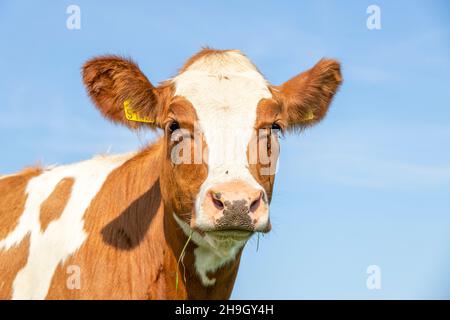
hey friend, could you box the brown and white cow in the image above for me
[0,49,341,299]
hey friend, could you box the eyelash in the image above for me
[271,122,281,130]
[269,122,284,139]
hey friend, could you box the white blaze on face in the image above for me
[174,51,272,228]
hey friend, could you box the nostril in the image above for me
[211,192,224,210]
[249,192,262,213]
[212,197,224,210]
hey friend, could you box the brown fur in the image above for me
[0,234,31,299]
[82,56,160,129]
[248,98,284,203]
[0,168,42,241]
[158,97,209,225]
[274,58,342,131]
[39,177,74,232]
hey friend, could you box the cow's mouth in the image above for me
[203,230,253,254]
[207,229,253,241]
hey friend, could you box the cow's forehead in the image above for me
[179,49,264,74]
[173,50,272,130]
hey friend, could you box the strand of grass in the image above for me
[176,231,193,293]
[256,232,260,252]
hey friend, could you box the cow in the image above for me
[0,48,342,299]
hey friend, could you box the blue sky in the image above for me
[1,0,449,299]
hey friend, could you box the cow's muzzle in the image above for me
[199,180,271,233]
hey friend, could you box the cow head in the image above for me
[82,49,342,241]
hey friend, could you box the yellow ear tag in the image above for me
[303,110,315,121]
[123,99,154,124]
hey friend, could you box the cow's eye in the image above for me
[271,123,281,131]
[168,121,180,133]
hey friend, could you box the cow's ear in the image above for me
[277,59,342,131]
[82,56,161,129]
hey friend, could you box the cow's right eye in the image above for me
[168,121,180,132]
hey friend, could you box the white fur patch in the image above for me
[0,153,133,300]
[173,51,271,229]
[173,213,247,286]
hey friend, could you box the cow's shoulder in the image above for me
[46,142,167,299]
[0,152,135,299]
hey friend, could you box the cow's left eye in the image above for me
[271,123,281,131]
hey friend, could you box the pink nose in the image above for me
[201,180,270,232]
